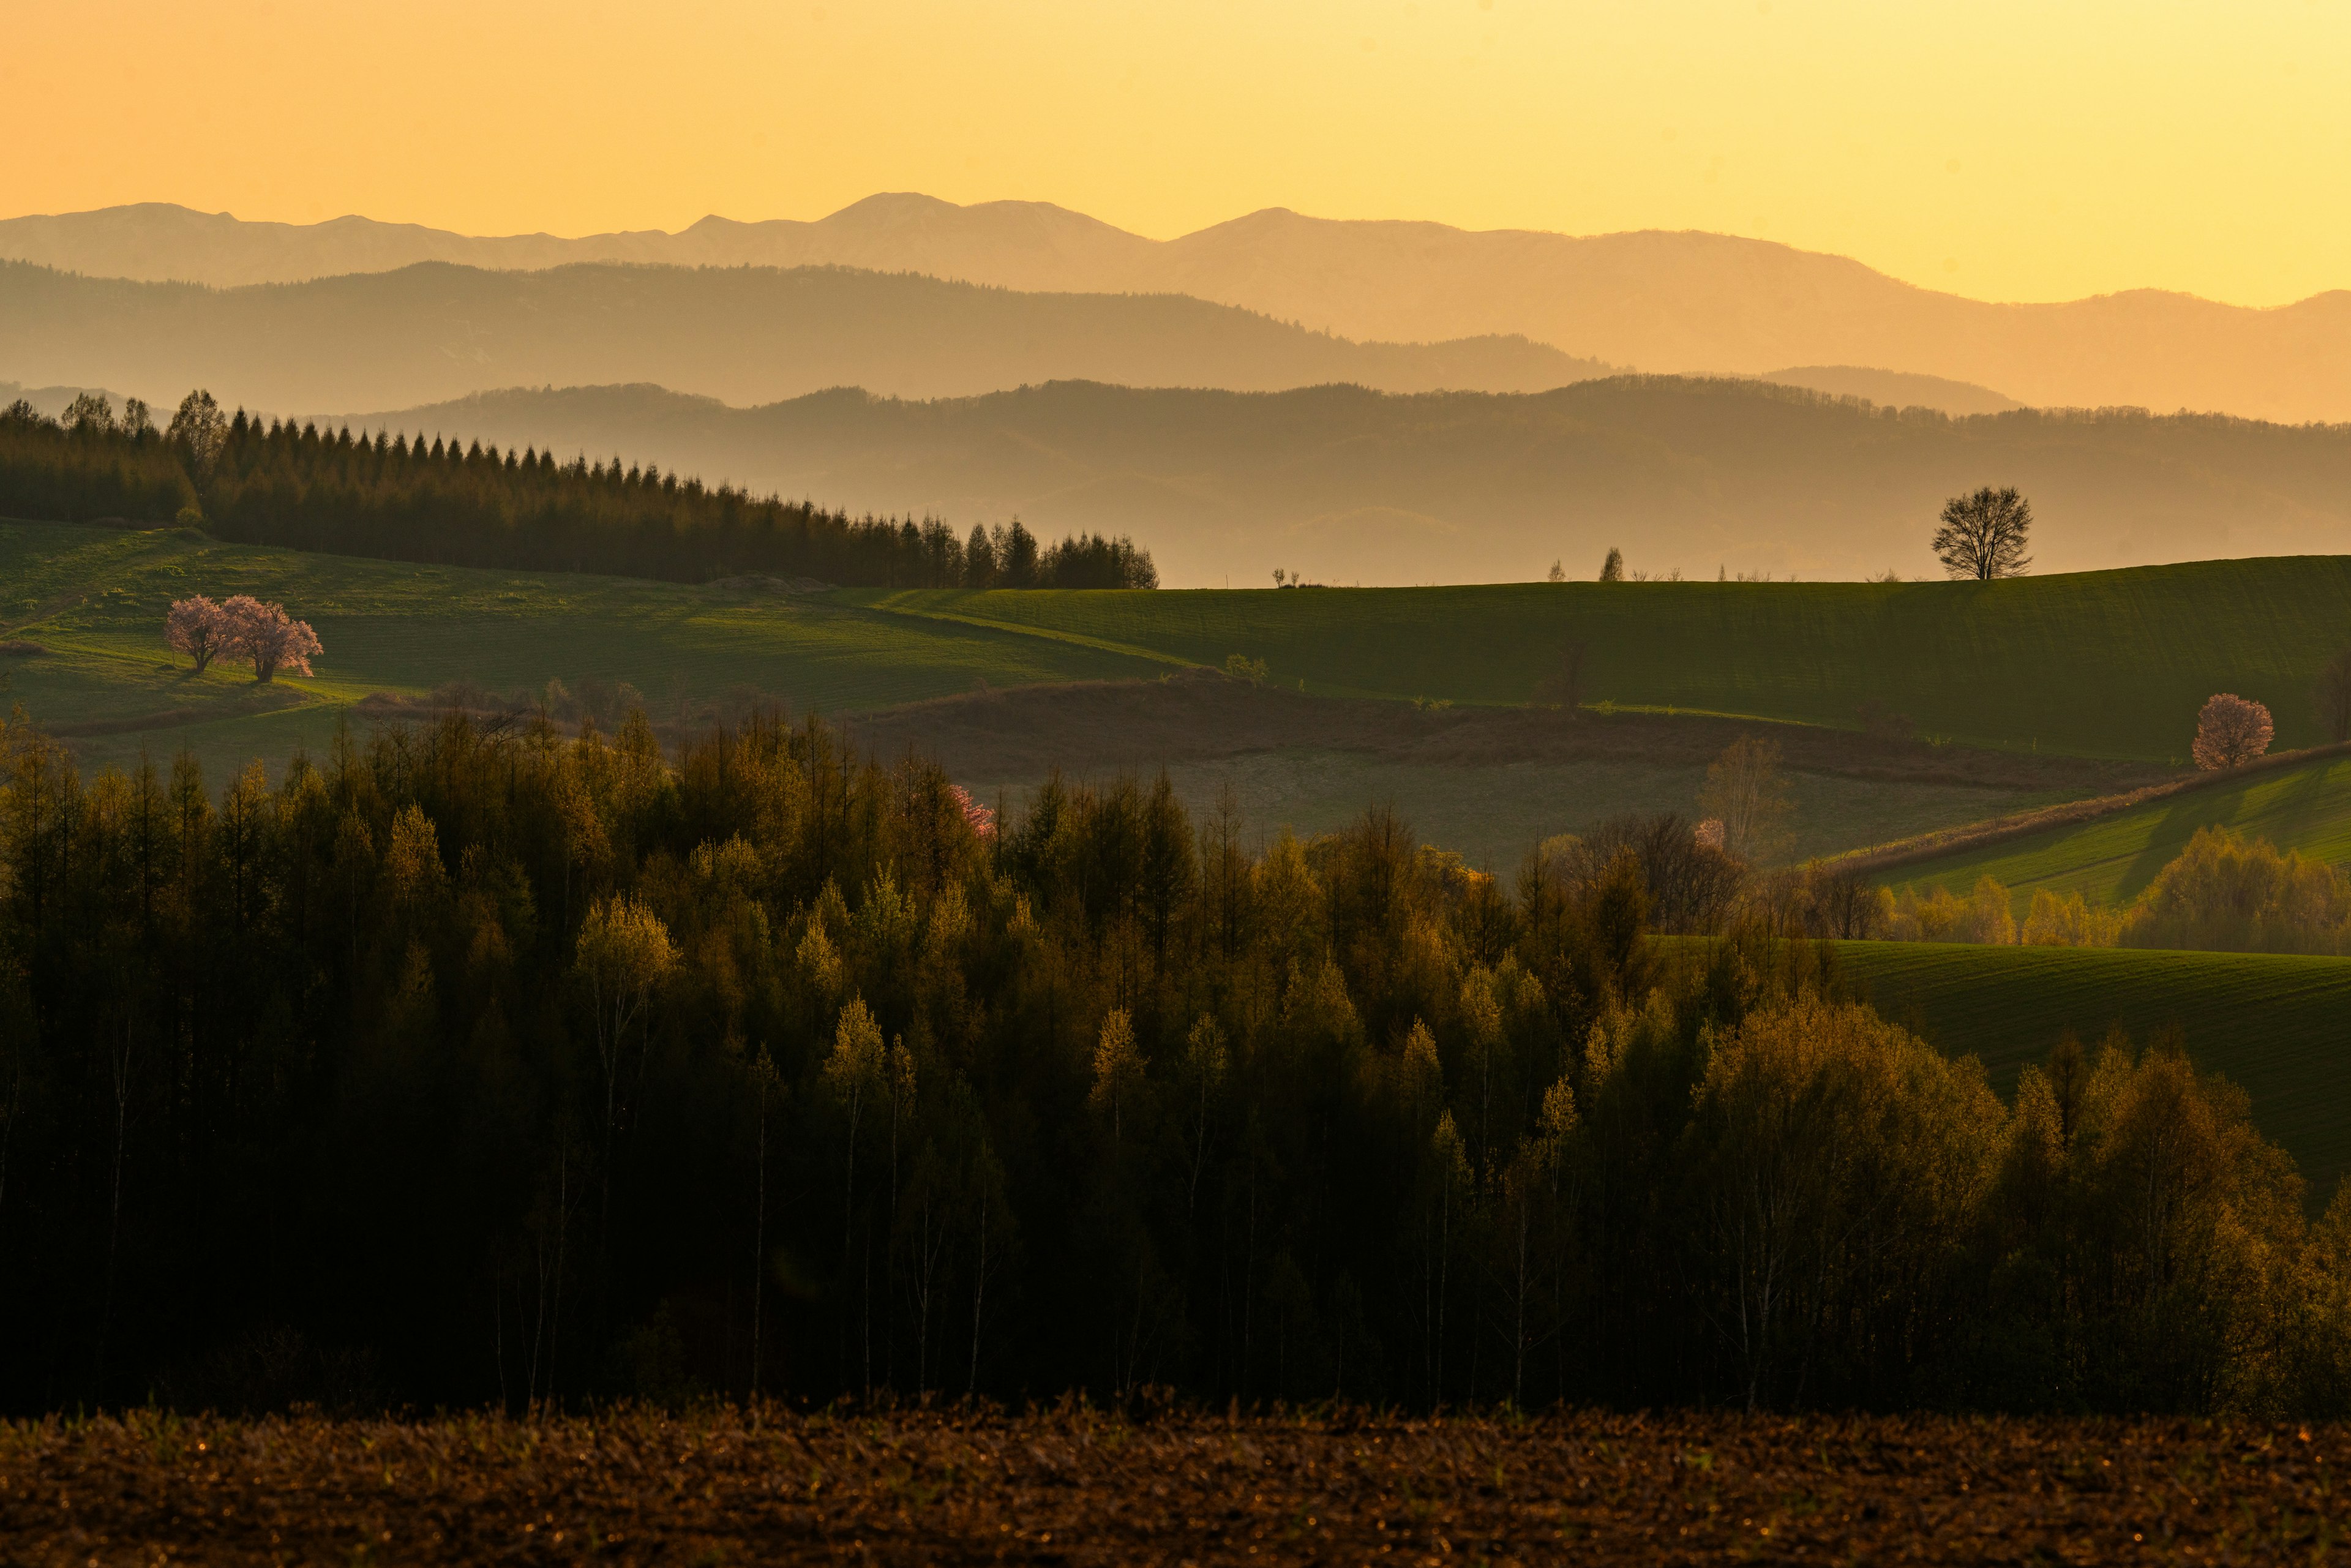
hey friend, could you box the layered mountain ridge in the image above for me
[6,195,2348,421]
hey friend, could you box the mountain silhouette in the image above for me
[0,258,1608,411]
[5,195,2344,420]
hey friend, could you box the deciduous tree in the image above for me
[164,596,225,672]
[218,595,322,681]
[1932,486,2033,580]
[2191,692,2272,770]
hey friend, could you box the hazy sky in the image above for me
[4,1,2343,306]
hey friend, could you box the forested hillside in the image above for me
[348,377,2351,587]
[0,396,1154,588]
[6,707,2346,1417]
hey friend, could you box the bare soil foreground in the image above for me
[6,1406,2341,1565]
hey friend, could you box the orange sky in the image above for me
[2,0,2344,306]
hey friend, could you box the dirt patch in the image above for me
[0,639,47,656]
[4,1405,2336,1564]
[841,669,2171,794]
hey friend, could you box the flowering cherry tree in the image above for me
[165,596,227,672]
[169,595,323,681]
[2191,692,2273,771]
[218,595,323,681]
[950,784,997,839]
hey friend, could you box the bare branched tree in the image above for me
[1932,486,2033,580]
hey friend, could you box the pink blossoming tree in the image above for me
[2191,692,2273,771]
[165,595,227,672]
[949,784,997,839]
[168,595,322,681]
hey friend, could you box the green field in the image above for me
[1880,752,2351,909]
[0,520,1161,781]
[1825,940,2351,1198]
[867,555,2351,761]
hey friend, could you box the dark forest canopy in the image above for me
[4,705,2350,1418]
[0,392,1157,589]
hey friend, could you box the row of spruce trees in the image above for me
[0,391,1157,588]
[4,705,2350,1416]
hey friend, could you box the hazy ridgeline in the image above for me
[346,378,2351,587]
[0,399,1156,589]
[4,708,2348,1417]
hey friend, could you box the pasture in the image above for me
[0,519,1160,782]
[0,520,2124,862]
[868,554,2351,761]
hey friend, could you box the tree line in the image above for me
[0,391,1157,590]
[3,706,2349,1418]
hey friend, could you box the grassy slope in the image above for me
[867,555,2351,761]
[1880,752,2351,907]
[1830,940,2351,1198]
[0,520,1160,782]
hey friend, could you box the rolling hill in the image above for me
[1875,751,2351,907]
[1826,940,2351,1199]
[8,195,2350,421]
[13,514,2342,770]
[0,520,1163,786]
[859,555,2351,762]
[0,259,1609,413]
[338,378,2351,588]
[3,519,2139,869]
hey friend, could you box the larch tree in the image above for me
[574,893,680,1204]
[165,389,227,481]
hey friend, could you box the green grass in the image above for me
[1829,940,2351,1199]
[864,555,2351,761]
[1880,753,2351,909]
[0,520,1161,782]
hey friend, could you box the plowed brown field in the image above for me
[4,1405,2342,1564]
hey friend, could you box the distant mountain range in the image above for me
[4,195,2344,421]
[336,378,2351,589]
[0,260,1612,411]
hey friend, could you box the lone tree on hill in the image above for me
[2192,692,2273,770]
[1599,547,1624,583]
[1932,486,2033,580]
